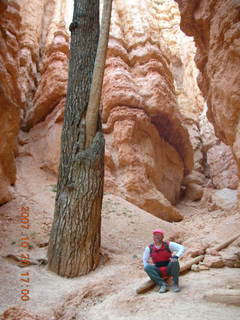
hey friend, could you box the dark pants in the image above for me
[144,261,180,286]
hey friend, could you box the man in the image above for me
[143,229,185,293]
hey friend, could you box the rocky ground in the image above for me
[0,154,240,320]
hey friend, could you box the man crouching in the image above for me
[143,229,185,293]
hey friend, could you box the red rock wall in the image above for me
[0,1,22,204]
[175,0,240,168]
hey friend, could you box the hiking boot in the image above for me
[172,283,180,292]
[159,283,169,293]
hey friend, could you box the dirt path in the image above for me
[0,154,240,319]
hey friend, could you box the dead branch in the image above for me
[180,255,205,273]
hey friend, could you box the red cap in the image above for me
[152,229,164,235]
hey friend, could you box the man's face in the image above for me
[153,232,163,243]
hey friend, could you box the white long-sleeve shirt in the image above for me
[143,242,185,268]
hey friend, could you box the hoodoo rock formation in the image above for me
[102,0,195,221]
[0,0,239,220]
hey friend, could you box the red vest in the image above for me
[149,242,171,279]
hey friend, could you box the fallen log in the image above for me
[136,255,205,294]
[136,279,155,294]
[212,233,240,252]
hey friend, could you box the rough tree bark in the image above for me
[47,0,111,277]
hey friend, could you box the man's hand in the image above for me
[170,256,179,262]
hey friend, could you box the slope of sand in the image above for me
[0,155,240,319]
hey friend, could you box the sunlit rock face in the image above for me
[0,1,22,204]
[102,0,194,220]
[175,0,240,168]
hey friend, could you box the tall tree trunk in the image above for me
[47,0,106,277]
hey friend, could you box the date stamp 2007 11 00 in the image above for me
[19,206,31,301]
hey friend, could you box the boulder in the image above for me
[185,183,203,201]
[203,255,225,268]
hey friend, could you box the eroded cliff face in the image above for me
[175,0,240,169]
[0,1,21,204]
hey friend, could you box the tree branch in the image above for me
[85,0,112,148]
